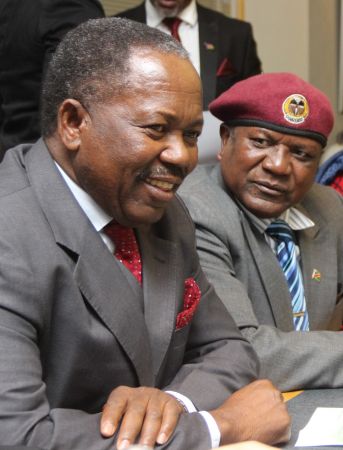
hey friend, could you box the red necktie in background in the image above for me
[162,17,182,42]
[104,222,142,285]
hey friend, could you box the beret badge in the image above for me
[282,94,309,125]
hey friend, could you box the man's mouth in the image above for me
[256,180,288,195]
[157,0,178,9]
[146,177,176,192]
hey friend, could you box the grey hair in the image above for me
[41,17,189,137]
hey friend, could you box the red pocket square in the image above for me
[216,58,237,77]
[175,278,201,330]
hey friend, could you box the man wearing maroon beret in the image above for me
[179,72,343,391]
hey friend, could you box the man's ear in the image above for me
[57,99,90,151]
[218,123,230,160]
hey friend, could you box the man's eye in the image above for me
[184,130,200,141]
[292,148,312,160]
[149,125,165,133]
[251,138,269,148]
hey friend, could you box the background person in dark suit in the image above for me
[0,0,105,158]
[179,72,343,393]
[115,0,262,109]
[0,18,290,450]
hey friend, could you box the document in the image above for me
[296,407,343,446]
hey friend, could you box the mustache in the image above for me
[138,165,186,180]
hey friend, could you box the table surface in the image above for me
[281,388,343,449]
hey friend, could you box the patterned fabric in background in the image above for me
[315,149,343,195]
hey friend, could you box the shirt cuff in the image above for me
[165,390,197,412]
[198,410,221,448]
[165,391,221,448]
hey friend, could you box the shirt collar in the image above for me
[55,162,112,232]
[237,200,315,235]
[146,0,197,27]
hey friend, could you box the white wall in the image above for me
[245,0,310,79]
[245,0,343,147]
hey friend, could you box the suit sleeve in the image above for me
[180,187,343,392]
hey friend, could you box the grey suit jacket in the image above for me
[0,142,258,449]
[116,2,261,109]
[179,164,343,391]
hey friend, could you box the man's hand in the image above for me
[100,386,184,449]
[210,380,291,446]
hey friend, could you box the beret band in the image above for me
[223,119,328,147]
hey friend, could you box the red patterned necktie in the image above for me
[104,222,142,285]
[162,17,182,42]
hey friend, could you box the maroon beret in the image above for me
[209,72,334,147]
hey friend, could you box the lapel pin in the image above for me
[204,41,215,50]
[311,269,321,282]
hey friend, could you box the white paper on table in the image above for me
[295,407,343,447]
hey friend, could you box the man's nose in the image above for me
[160,136,198,172]
[262,146,292,175]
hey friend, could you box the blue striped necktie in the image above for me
[266,220,309,331]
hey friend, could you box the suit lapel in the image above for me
[295,204,332,326]
[73,235,154,386]
[138,228,179,379]
[240,212,294,330]
[26,140,154,386]
[120,3,146,22]
[213,167,294,330]
[197,5,218,109]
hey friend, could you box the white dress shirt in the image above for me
[241,204,315,255]
[145,0,200,74]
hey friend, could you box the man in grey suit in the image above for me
[179,72,343,392]
[0,18,290,450]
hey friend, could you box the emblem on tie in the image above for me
[311,269,321,282]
